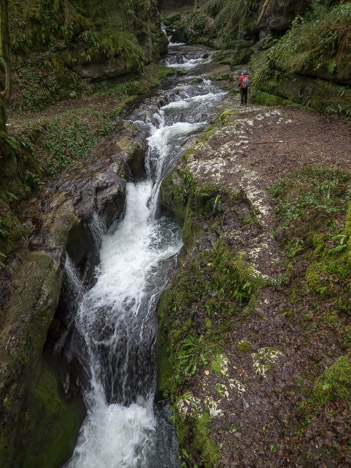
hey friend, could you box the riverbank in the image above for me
[158,96,351,466]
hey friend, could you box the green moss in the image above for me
[0,201,24,257]
[160,170,188,225]
[306,262,331,297]
[236,340,251,352]
[345,203,351,263]
[14,359,85,468]
[160,166,224,251]
[271,167,351,242]
[251,89,289,107]
[308,232,325,254]
[323,309,338,324]
[53,213,79,248]
[182,210,203,250]
[0,251,63,466]
[204,317,212,329]
[211,72,233,82]
[214,109,234,125]
[343,325,351,350]
[158,241,261,397]
[193,410,220,466]
[312,356,351,406]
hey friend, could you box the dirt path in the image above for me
[170,97,351,467]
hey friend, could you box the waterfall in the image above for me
[65,47,227,468]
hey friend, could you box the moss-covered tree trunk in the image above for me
[0,0,12,101]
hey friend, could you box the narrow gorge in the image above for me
[1,1,351,467]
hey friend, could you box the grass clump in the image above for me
[271,3,351,81]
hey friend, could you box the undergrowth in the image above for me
[271,167,351,242]
[252,2,351,93]
[271,166,351,462]
[267,2,351,81]
[7,0,166,112]
[158,240,261,399]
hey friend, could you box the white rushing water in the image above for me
[65,50,227,467]
[67,180,182,467]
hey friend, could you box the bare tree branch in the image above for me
[256,0,273,26]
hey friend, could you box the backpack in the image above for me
[241,75,250,89]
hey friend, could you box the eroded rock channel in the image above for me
[0,44,228,467]
[62,46,227,467]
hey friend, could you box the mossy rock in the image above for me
[0,251,63,466]
[192,410,220,466]
[251,89,290,107]
[0,201,24,257]
[13,359,85,468]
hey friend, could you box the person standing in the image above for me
[238,70,250,105]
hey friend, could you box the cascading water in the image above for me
[64,45,227,467]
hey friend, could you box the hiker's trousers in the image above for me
[240,88,248,104]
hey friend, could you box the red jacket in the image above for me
[239,74,250,88]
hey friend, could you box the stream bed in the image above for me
[63,44,227,467]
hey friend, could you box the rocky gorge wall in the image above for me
[7,0,168,111]
[0,119,149,467]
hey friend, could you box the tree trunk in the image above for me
[64,0,71,46]
[0,0,12,101]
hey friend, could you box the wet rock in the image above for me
[73,169,126,226]
[0,251,63,466]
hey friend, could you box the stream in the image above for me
[63,43,227,467]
